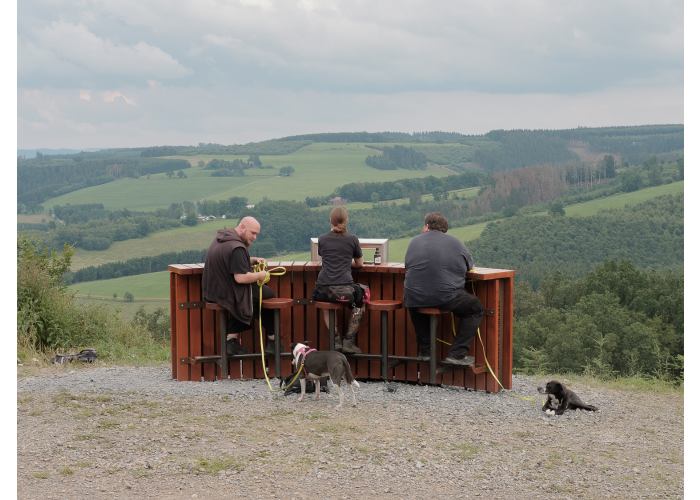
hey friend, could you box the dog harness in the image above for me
[293,346,317,374]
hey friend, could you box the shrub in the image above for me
[17,237,168,363]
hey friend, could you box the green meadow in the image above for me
[68,186,481,270]
[67,222,501,301]
[70,219,229,269]
[69,181,681,271]
[44,142,455,211]
[69,271,172,301]
[68,181,683,301]
[564,181,683,217]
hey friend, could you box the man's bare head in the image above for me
[235,216,261,246]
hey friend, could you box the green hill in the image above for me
[471,193,683,287]
[43,143,456,211]
[69,181,683,271]
[69,186,683,299]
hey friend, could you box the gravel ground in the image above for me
[17,364,683,499]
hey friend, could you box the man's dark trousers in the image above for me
[408,289,483,358]
[226,284,276,335]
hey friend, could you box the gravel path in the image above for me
[17,365,683,499]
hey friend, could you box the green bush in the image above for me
[513,261,683,382]
[17,237,168,363]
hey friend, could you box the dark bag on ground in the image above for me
[280,373,329,395]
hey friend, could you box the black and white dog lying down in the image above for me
[280,373,328,396]
[538,380,599,415]
[291,343,360,408]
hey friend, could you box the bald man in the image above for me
[202,216,277,356]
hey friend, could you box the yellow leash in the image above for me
[441,314,536,402]
[251,261,305,392]
[441,313,506,391]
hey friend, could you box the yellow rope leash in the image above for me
[251,261,306,392]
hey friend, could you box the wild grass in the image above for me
[195,456,246,474]
[521,370,683,394]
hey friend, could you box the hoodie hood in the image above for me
[216,228,239,243]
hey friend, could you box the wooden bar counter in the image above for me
[168,262,514,392]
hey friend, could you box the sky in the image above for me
[16,0,684,150]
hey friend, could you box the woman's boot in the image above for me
[342,306,364,354]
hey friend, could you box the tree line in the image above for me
[514,261,682,381]
[18,154,191,210]
[307,170,485,205]
[365,145,429,170]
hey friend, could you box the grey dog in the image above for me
[292,343,359,408]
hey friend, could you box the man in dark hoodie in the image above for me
[202,216,277,355]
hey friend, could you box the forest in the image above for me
[514,261,683,379]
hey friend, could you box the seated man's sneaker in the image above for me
[442,355,475,366]
[226,339,248,356]
[417,347,431,361]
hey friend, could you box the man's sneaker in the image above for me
[226,339,248,356]
[442,355,475,366]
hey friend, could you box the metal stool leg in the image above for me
[273,309,281,378]
[381,311,388,381]
[429,315,437,385]
[328,309,336,350]
[218,310,229,380]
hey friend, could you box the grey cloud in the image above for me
[19,0,682,93]
[20,18,190,88]
[17,0,683,148]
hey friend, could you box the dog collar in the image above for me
[294,346,317,367]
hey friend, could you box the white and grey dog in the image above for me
[292,343,359,408]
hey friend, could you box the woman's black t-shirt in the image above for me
[316,231,362,285]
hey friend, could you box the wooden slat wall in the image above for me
[169,262,514,392]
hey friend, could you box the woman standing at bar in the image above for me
[312,206,366,353]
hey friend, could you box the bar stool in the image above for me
[366,299,403,381]
[261,297,294,378]
[416,307,443,384]
[205,302,231,380]
[314,301,345,351]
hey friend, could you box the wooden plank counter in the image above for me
[168,262,514,392]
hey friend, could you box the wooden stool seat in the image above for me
[261,298,294,310]
[205,302,224,311]
[367,299,403,311]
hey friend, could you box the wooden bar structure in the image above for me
[168,262,514,392]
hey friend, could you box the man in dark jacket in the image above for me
[202,216,276,355]
[403,212,483,366]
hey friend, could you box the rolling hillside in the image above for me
[44,143,456,211]
[69,181,683,301]
[69,180,683,270]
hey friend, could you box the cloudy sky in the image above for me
[17,0,684,149]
